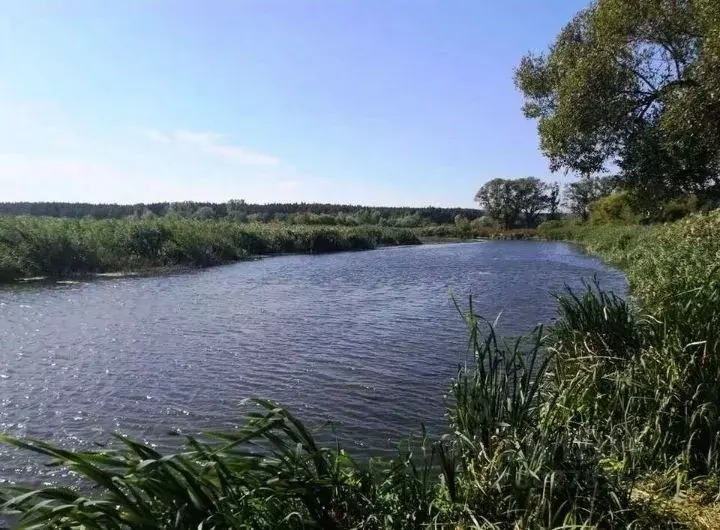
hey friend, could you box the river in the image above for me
[0,240,625,483]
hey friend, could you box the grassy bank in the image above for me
[417,224,539,240]
[1,212,719,528]
[0,217,420,283]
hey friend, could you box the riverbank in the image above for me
[0,215,547,285]
[0,217,421,283]
[1,212,719,528]
[417,224,539,240]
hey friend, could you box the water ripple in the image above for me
[0,241,626,481]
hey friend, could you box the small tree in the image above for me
[454,214,472,237]
[588,191,637,224]
[226,199,247,221]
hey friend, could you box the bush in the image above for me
[589,191,638,224]
[657,194,701,222]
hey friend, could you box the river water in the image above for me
[0,241,625,483]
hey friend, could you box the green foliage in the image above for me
[193,206,217,220]
[417,224,538,240]
[628,210,720,359]
[655,194,702,222]
[475,177,560,228]
[540,211,720,484]
[537,219,649,263]
[0,201,485,226]
[0,401,452,529]
[564,176,615,221]
[452,214,472,238]
[588,191,638,224]
[551,280,647,360]
[515,0,720,207]
[0,217,420,282]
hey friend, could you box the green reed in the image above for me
[0,217,420,282]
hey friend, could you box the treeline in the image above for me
[0,201,483,226]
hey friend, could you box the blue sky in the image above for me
[0,1,584,207]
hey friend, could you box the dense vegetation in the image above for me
[1,211,719,528]
[515,0,720,214]
[474,177,560,228]
[0,217,420,282]
[0,201,483,227]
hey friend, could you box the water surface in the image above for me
[0,241,625,482]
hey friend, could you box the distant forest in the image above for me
[0,201,484,227]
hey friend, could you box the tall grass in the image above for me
[0,217,420,282]
[0,400,449,529]
[540,211,720,486]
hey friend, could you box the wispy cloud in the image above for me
[137,128,280,166]
[0,93,415,205]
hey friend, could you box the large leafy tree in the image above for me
[513,177,551,227]
[475,178,517,228]
[515,0,720,206]
[475,178,557,228]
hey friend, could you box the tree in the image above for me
[168,202,197,218]
[515,0,720,206]
[564,176,615,220]
[475,178,554,228]
[193,206,216,220]
[547,182,561,220]
[588,191,637,224]
[226,199,247,221]
[475,178,517,229]
[453,214,472,237]
[513,177,549,227]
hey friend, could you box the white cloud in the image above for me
[172,130,222,146]
[0,93,423,206]
[134,128,171,144]
[137,128,280,166]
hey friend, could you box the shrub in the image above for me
[589,191,638,224]
[657,194,700,222]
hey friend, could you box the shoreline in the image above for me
[8,242,421,287]
[6,235,550,287]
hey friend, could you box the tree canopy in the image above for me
[515,0,720,209]
[0,201,484,227]
[564,176,616,220]
[475,178,559,228]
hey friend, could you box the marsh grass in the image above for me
[0,217,420,283]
